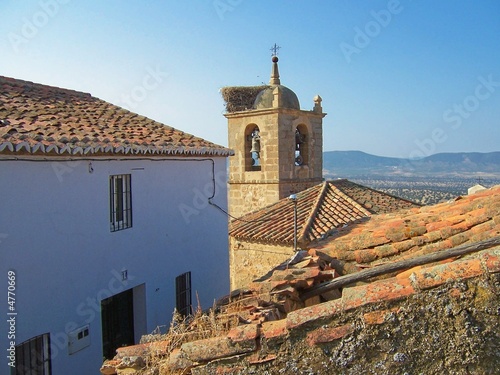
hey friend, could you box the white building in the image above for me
[0,76,233,374]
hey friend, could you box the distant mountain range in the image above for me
[323,151,500,178]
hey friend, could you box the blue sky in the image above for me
[1,0,499,158]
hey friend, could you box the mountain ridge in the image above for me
[323,151,500,178]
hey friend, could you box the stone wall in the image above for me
[229,238,293,291]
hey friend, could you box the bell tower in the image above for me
[223,55,326,218]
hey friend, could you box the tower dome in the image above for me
[253,56,300,110]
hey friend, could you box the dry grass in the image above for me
[135,295,248,374]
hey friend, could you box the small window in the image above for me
[175,272,192,317]
[13,333,52,375]
[110,174,132,232]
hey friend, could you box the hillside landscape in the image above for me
[323,151,500,205]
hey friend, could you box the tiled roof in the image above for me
[229,179,419,245]
[312,185,500,270]
[0,76,233,157]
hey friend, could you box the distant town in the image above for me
[324,150,500,204]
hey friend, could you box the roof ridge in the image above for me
[329,180,372,216]
[337,179,421,207]
[298,181,329,244]
[0,75,92,99]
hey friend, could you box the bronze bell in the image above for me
[250,142,260,154]
[250,134,261,153]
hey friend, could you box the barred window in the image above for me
[13,333,51,375]
[110,174,132,232]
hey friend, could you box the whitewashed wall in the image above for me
[0,156,229,374]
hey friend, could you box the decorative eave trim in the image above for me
[0,142,14,152]
[0,141,235,157]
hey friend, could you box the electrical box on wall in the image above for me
[68,325,90,355]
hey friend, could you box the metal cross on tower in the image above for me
[270,43,281,56]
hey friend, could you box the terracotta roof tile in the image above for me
[0,76,233,157]
[312,185,500,270]
[229,180,419,245]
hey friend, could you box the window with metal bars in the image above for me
[175,272,192,317]
[110,174,132,232]
[13,333,51,375]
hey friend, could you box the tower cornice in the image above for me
[224,108,327,119]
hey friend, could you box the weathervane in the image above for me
[270,43,281,56]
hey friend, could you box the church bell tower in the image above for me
[223,54,326,218]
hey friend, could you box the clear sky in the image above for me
[1,0,499,158]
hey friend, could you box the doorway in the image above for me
[101,288,135,359]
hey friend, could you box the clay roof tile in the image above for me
[312,185,500,271]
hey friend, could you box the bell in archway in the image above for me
[250,130,261,166]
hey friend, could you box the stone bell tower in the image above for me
[224,55,326,218]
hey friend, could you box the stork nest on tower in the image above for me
[220,85,268,113]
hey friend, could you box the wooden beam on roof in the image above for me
[299,236,500,301]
